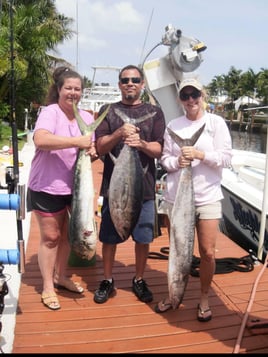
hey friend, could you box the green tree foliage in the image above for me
[207,66,268,108]
[0,0,74,129]
[0,0,267,132]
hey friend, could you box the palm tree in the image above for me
[0,0,74,127]
[256,68,268,104]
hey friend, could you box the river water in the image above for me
[230,129,266,153]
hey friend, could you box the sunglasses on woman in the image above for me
[180,89,201,101]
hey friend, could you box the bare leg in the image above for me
[196,218,218,311]
[55,212,70,279]
[134,242,149,279]
[36,211,66,294]
[102,243,117,280]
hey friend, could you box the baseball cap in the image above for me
[178,78,203,93]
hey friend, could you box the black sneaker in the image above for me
[94,279,114,304]
[132,277,153,303]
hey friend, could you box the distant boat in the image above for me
[78,66,121,118]
[220,149,268,263]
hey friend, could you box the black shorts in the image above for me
[27,188,72,216]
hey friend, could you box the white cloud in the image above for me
[54,0,268,85]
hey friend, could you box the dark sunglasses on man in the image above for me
[120,77,141,84]
[180,89,201,101]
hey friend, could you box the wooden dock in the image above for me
[11,159,268,353]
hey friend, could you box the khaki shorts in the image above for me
[159,200,222,220]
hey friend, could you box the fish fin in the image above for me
[167,123,206,148]
[114,108,156,125]
[135,111,156,124]
[114,108,131,123]
[89,105,110,132]
[73,101,110,135]
[109,152,117,164]
[191,123,206,145]
[66,207,71,220]
[143,163,148,175]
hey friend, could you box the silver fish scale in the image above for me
[166,123,205,310]
[109,144,144,240]
[69,150,97,259]
[69,103,110,260]
[108,108,156,240]
[168,165,195,309]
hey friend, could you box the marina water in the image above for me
[230,129,265,153]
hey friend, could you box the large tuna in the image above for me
[167,123,205,309]
[69,103,110,259]
[108,108,156,240]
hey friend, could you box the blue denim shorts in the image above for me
[99,198,155,244]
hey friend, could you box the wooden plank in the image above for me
[11,158,268,354]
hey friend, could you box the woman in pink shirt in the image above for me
[27,67,97,310]
[155,78,232,321]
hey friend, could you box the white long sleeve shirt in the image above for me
[160,112,232,206]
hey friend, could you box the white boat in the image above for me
[220,149,268,262]
[78,66,122,116]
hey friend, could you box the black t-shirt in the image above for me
[95,101,166,200]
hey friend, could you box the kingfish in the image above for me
[69,103,110,259]
[108,108,156,240]
[167,123,205,309]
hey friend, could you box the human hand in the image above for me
[86,143,99,161]
[77,134,93,149]
[178,155,191,167]
[124,132,141,148]
[181,146,196,161]
[120,123,139,140]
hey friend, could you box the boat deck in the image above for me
[11,159,268,353]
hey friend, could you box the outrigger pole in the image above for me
[8,0,25,273]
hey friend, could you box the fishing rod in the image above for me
[8,0,25,274]
[0,0,25,348]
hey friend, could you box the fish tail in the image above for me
[167,123,206,148]
[72,101,110,135]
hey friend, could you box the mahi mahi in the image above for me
[69,103,110,259]
[167,123,205,309]
[108,108,156,240]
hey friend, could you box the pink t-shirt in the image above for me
[28,104,94,195]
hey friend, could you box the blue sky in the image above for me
[54,0,267,86]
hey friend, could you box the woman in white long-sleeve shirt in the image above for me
[155,78,232,321]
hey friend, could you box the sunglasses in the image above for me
[180,89,201,101]
[120,77,142,84]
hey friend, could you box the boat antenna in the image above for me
[75,0,79,71]
[139,8,154,66]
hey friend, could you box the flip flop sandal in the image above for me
[54,279,84,294]
[155,298,173,313]
[197,304,212,322]
[41,293,61,311]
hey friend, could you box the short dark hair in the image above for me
[119,65,144,80]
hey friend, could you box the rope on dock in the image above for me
[148,248,255,275]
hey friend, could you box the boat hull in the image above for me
[221,185,268,262]
[220,149,268,263]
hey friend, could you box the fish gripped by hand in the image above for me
[167,123,205,309]
[69,103,110,259]
[108,108,156,240]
